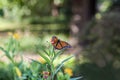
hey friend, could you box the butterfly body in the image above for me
[51,36,72,50]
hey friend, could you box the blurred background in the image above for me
[0,0,120,80]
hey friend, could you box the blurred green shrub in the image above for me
[0,68,13,80]
[0,62,13,80]
[78,11,120,80]
[83,11,120,59]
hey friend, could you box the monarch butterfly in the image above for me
[51,36,72,50]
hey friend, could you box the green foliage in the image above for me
[30,43,81,80]
[0,36,22,80]
[75,62,116,80]
[19,42,82,80]
[0,0,52,21]
[0,0,70,24]
[99,0,113,12]
[0,67,13,80]
[0,35,82,80]
[79,11,120,80]
[81,11,120,58]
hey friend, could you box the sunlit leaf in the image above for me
[0,46,13,62]
[37,50,50,64]
[54,55,74,75]
[52,49,65,62]
[70,76,83,80]
[36,45,49,56]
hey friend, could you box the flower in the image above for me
[42,71,50,79]
[13,33,20,39]
[43,75,49,79]
[15,67,22,77]
[43,71,50,75]
[64,68,73,76]
[38,57,46,64]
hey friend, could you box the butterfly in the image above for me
[51,36,72,50]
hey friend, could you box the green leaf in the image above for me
[54,55,74,75]
[30,58,42,65]
[37,50,50,64]
[0,47,13,62]
[7,37,14,52]
[36,45,49,56]
[70,76,83,80]
[65,74,70,80]
[52,49,64,62]
[49,46,54,57]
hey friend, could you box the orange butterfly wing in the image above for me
[54,40,71,50]
[51,36,72,50]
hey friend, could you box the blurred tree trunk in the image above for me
[69,0,96,55]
